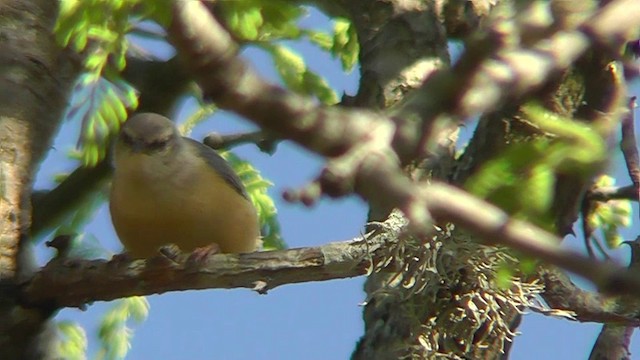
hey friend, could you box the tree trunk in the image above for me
[0,0,79,357]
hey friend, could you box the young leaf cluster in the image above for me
[219,1,358,104]
[56,0,145,166]
[55,321,88,360]
[96,297,149,360]
[466,103,607,229]
[223,151,285,250]
[586,175,632,249]
[65,76,138,166]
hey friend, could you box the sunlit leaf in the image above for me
[222,151,285,250]
[55,321,87,360]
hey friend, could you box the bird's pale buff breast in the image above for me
[110,153,259,258]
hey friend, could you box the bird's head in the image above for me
[117,113,180,156]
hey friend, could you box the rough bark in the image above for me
[0,0,80,358]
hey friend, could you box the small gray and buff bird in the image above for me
[109,113,259,258]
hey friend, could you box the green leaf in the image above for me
[236,7,263,40]
[65,76,138,167]
[55,321,87,360]
[495,264,513,289]
[98,297,149,360]
[222,151,285,250]
[332,18,359,71]
[124,296,150,323]
[268,44,306,91]
[306,30,333,51]
[303,71,339,105]
[264,44,338,103]
[520,164,554,214]
[588,175,632,249]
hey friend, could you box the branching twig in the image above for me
[588,185,637,201]
[539,266,638,325]
[588,237,640,358]
[621,97,639,208]
[30,158,111,239]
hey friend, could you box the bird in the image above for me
[109,113,260,259]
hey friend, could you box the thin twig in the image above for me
[203,131,279,154]
[620,97,639,212]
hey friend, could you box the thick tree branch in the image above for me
[163,0,640,297]
[23,232,390,308]
[589,325,633,360]
[0,0,81,358]
[539,266,639,325]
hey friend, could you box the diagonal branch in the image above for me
[539,266,639,325]
[164,0,640,297]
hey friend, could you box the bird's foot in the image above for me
[187,243,221,266]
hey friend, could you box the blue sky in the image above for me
[32,7,640,360]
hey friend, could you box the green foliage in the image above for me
[466,140,556,226]
[494,256,538,290]
[55,321,88,360]
[466,103,607,229]
[494,263,513,289]
[178,103,218,136]
[56,0,132,60]
[305,18,359,72]
[56,0,147,166]
[223,151,285,250]
[520,103,607,169]
[219,0,305,42]
[262,43,338,105]
[586,175,632,249]
[219,0,359,104]
[329,18,359,71]
[65,75,137,167]
[97,297,150,360]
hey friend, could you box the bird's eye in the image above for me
[147,135,173,150]
[120,132,136,146]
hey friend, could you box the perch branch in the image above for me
[23,232,392,308]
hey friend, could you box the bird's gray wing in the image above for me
[183,138,250,199]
